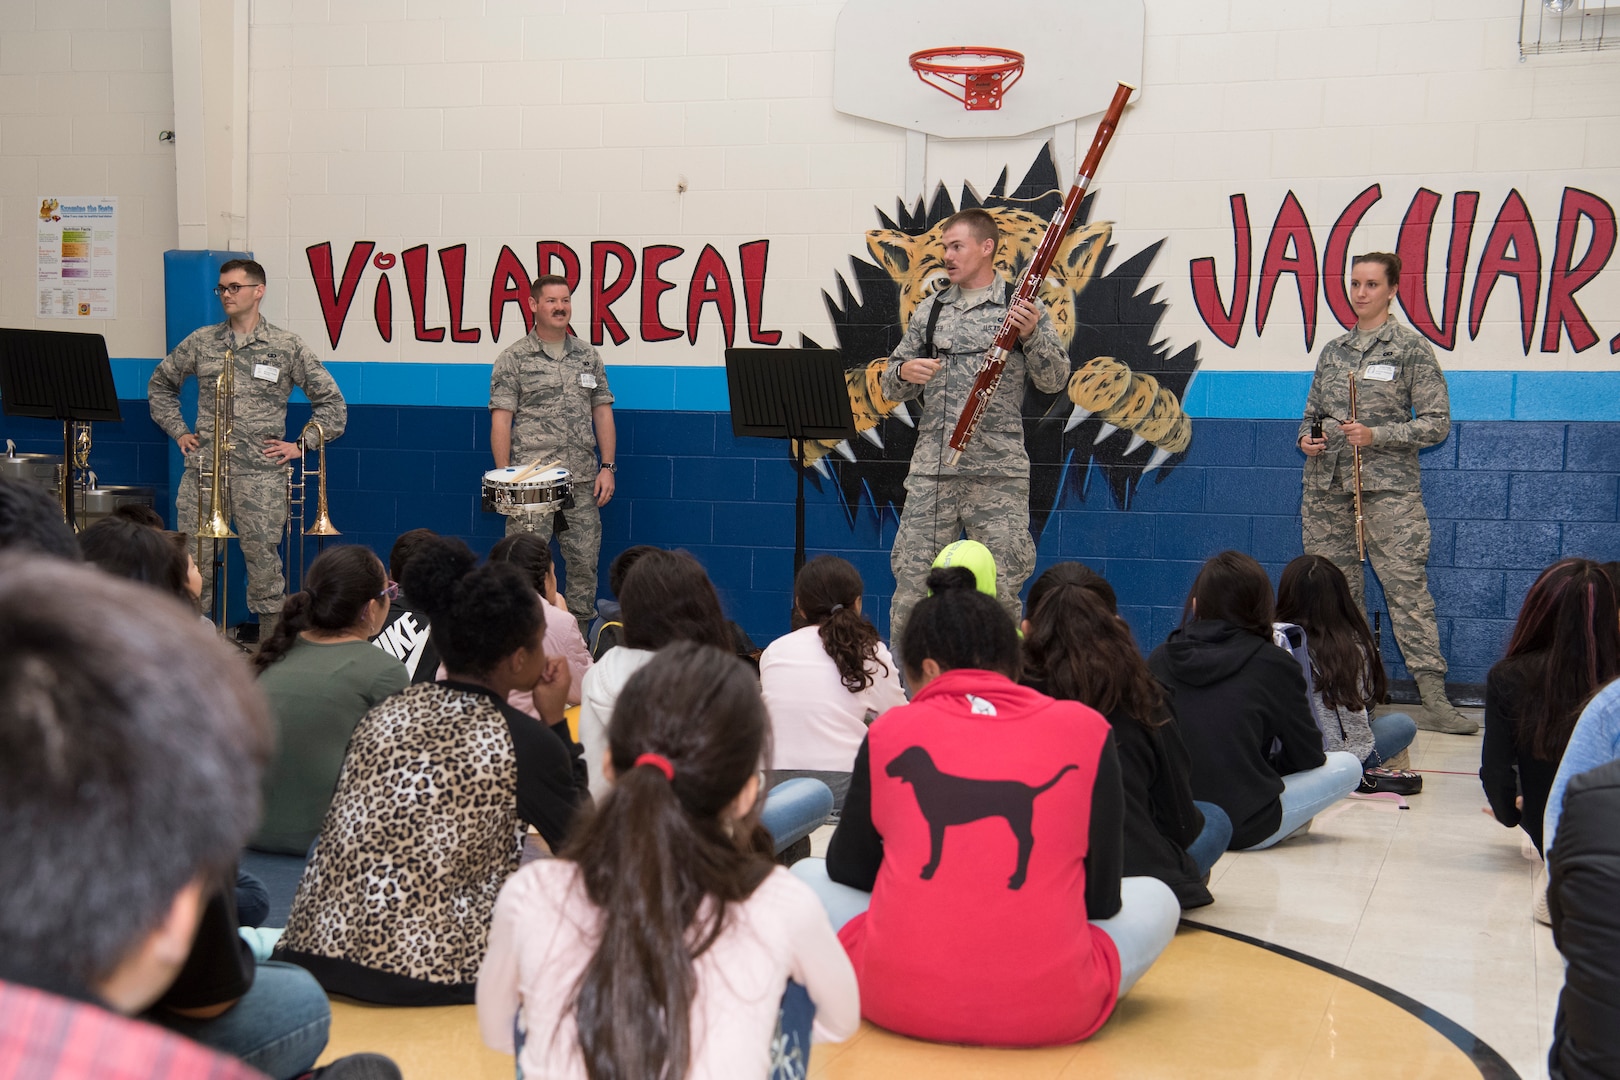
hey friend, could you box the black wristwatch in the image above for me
[599,462,616,473]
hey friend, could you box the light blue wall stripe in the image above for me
[105,360,1620,421]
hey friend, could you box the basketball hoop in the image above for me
[909,46,1026,111]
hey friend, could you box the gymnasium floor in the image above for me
[317,706,1552,1079]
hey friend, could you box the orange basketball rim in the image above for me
[909,46,1027,111]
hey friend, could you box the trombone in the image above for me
[286,419,340,594]
[195,350,238,633]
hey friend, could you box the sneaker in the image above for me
[1359,767,1423,796]
[1533,866,1551,926]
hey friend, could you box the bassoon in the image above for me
[945,80,1135,466]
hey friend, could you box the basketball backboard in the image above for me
[833,0,1144,139]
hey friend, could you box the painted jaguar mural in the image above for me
[799,146,1202,538]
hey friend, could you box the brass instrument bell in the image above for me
[197,349,238,541]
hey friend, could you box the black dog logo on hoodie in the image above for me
[886,746,1078,890]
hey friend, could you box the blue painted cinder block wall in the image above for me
[8,397,1618,687]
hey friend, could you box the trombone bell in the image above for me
[306,508,340,536]
[287,420,341,594]
[197,503,237,539]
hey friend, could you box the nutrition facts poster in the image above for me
[37,196,117,318]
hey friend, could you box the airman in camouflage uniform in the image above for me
[881,210,1070,648]
[149,259,346,630]
[1298,252,1472,734]
[490,276,616,627]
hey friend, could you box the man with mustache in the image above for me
[879,208,1070,650]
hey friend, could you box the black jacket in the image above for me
[1024,678,1211,909]
[1148,620,1326,850]
[369,591,440,683]
[1110,706,1211,908]
[1480,654,1561,855]
[1548,756,1620,1080]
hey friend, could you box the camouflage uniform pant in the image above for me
[1301,486,1446,676]
[176,463,288,618]
[505,496,601,627]
[889,473,1035,656]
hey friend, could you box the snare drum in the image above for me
[481,466,573,518]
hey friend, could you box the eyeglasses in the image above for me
[213,282,261,296]
[379,580,400,601]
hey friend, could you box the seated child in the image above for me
[1021,562,1232,908]
[800,567,1181,1047]
[274,537,585,1005]
[762,555,906,809]
[478,642,859,1077]
[1275,554,1422,796]
[1149,551,1362,850]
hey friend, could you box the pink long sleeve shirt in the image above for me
[477,861,860,1079]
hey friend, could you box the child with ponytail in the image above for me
[251,545,408,854]
[275,536,584,1004]
[761,556,906,808]
[478,642,860,1079]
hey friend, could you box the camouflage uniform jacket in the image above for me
[1298,317,1450,493]
[879,279,1069,479]
[148,318,347,476]
[489,330,614,479]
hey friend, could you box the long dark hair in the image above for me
[620,550,731,652]
[1500,558,1620,760]
[78,517,190,601]
[1182,550,1275,640]
[489,531,551,593]
[901,566,1021,679]
[400,535,542,678]
[1275,554,1386,712]
[254,545,387,672]
[562,643,773,1080]
[1023,564,1165,724]
[793,555,886,693]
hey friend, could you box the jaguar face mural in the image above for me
[799,146,1203,537]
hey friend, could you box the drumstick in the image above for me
[509,457,559,484]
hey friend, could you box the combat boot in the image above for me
[1413,671,1479,735]
[258,610,279,644]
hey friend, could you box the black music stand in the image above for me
[0,329,121,531]
[724,348,856,579]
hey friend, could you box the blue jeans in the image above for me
[1091,877,1182,996]
[1186,801,1232,876]
[1365,711,1418,769]
[154,960,331,1080]
[1243,751,1363,850]
[789,862,1180,1000]
[789,858,871,932]
[761,777,834,856]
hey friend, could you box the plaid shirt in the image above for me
[0,980,266,1080]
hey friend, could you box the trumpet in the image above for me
[196,350,237,632]
[286,420,340,593]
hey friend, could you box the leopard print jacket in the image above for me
[278,682,526,987]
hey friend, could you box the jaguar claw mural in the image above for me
[799,145,1202,538]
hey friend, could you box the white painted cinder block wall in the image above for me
[242,0,1620,373]
[0,0,176,357]
[3,0,1618,371]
